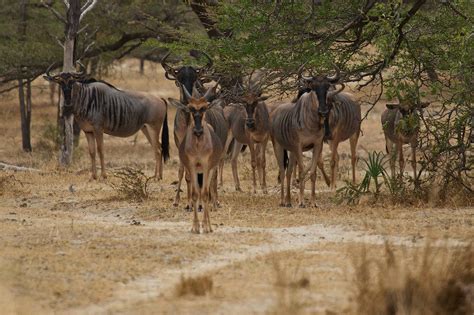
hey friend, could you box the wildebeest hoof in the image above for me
[191,226,200,234]
[202,225,213,233]
[299,203,306,208]
[184,205,191,212]
[198,205,203,212]
[285,203,292,208]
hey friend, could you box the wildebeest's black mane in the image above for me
[78,77,121,91]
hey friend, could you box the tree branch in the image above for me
[41,0,67,24]
[80,0,98,22]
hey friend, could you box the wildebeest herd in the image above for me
[43,51,429,234]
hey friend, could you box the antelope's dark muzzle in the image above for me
[193,128,204,137]
[245,119,256,129]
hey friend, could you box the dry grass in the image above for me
[353,243,474,315]
[269,256,311,315]
[175,274,214,297]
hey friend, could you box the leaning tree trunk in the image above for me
[59,0,81,166]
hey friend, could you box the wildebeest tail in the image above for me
[161,107,170,162]
[283,149,288,170]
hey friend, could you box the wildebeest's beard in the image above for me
[191,109,205,137]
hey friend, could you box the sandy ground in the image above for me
[0,60,472,314]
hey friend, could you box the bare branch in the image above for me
[80,0,98,22]
[78,23,89,35]
[55,36,65,48]
[41,0,67,24]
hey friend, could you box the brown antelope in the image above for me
[271,67,344,207]
[381,100,429,179]
[168,87,223,234]
[43,63,169,180]
[161,51,228,209]
[224,91,270,193]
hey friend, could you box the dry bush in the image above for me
[175,274,213,297]
[269,257,310,315]
[109,167,152,202]
[353,243,473,315]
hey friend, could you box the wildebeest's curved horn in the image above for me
[203,82,219,102]
[328,83,345,98]
[296,62,312,81]
[326,63,341,83]
[191,50,213,71]
[74,61,86,76]
[161,51,177,80]
[45,62,57,78]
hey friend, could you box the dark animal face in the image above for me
[43,72,84,106]
[302,76,335,117]
[188,98,210,138]
[386,102,430,118]
[242,93,268,130]
[175,66,200,98]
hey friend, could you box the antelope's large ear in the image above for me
[386,103,399,110]
[43,75,53,82]
[168,98,189,111]
[419,102,430,108]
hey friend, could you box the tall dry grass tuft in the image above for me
[353,243,473,315]
[0,174,22,196]
[269,257,310,315]
[109,167,152,202]
[175,274,213,297]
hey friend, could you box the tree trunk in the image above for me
[18,79,32,152]
[59,0,81,166]
[18,0,31,152]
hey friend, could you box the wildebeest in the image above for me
[271,69,344,207]
[168,87,223,233]
[43,63,169,180]
[161,51,228,209]
[381,100,429,178]
[224,90,270,193]
[314,90,361,189]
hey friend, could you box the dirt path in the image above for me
[63,214,466,315]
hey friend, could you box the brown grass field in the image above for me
[0,60,472,314]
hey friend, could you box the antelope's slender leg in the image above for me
[248,141,257,194]
[220,133,234,187]
[142,125,162,179]
[95,129,106,179]
[173,162,185,207]
[260,139,268,194]
[411,143,417,181]
[317,155,330,187]
[230,141,243,192]
[202,170,213,233]
[286,154,296,207]
[294,145,307,208]
[397,143,405,177]
[185,170,192,211]
[210,169,218,209]
[85,132,97,180]
[330,141,340,190]
[349,132,359,184]
[386,137,396,178]
[273,140,286,207]
[310,172,317,206]
[190,170,200,234]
